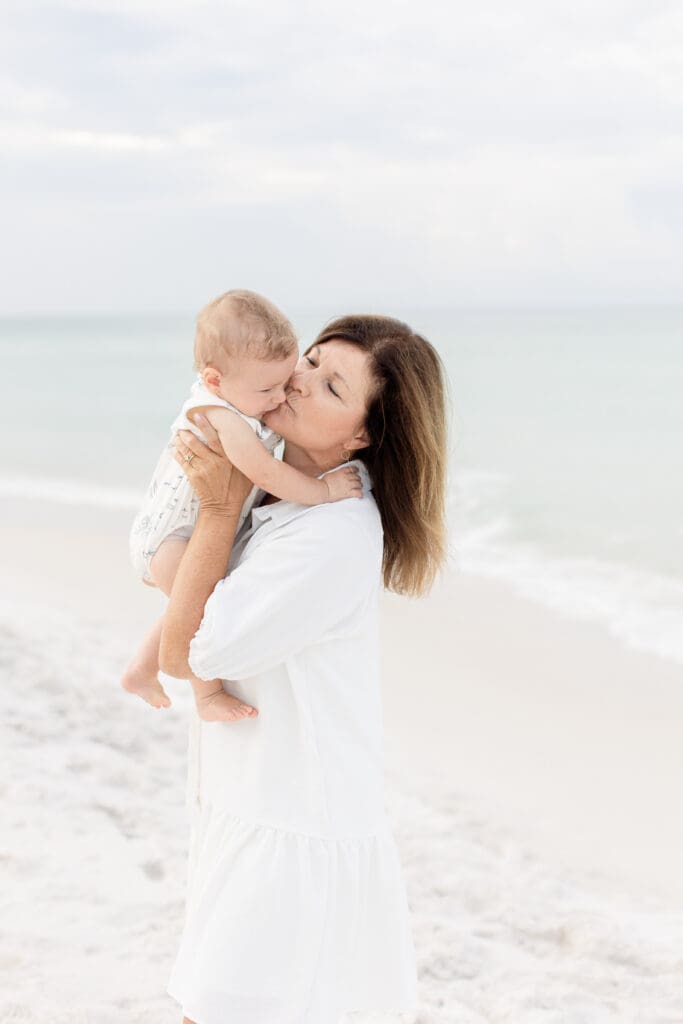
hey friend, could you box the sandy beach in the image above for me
[2,497,682,1022]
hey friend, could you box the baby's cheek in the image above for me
[236,394,267,418]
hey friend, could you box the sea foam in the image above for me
[450,470,683,667]
[0,474,141,510]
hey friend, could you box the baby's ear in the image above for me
[201,366,222,395]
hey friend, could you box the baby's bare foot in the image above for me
[196,688,258,723]
[121,664,172,709]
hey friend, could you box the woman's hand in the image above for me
[173,414,253,517]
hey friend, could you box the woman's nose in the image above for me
[289,368,310,396]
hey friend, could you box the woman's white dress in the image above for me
[166,460,419,1024]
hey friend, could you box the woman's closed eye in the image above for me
[304,356,340,397]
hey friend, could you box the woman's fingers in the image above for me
[173,429,205,472]
[173,427,230,476]
[177,428,204,454]
[193,413,224,455]
[172,427,239,512]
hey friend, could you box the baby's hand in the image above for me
[324,465,363,502]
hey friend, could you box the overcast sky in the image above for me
[2,0,682,313]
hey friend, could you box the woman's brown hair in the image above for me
[310,315,449,597]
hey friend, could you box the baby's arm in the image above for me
[188,406,361,504]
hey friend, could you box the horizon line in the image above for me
[2,301,683,319]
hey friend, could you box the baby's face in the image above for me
[218,351,299,418]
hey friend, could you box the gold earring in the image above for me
[342,448,351,462]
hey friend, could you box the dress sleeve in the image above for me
[188,508,379,681]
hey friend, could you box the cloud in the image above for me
[54,129,167,152]
[1,0,682,311]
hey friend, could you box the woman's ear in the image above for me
[347,427,371,452]
[201,366,222,396]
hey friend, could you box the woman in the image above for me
[159,314,448,1024]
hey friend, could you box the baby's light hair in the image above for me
[194,289,298,370]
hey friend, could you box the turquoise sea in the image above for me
[2,308,682,664]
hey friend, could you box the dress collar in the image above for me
[250,458,373,529]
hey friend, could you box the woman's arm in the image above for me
[186,507,378,683]
[158,419,253,679]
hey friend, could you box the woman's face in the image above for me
[262,339,373,461]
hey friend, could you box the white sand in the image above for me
[381,572,683,910]
[1,499,682,1022]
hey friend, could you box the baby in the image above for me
[122,289,361,721]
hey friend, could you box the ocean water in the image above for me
[2,308,682,665]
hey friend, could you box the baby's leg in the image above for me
[152,542,258,722]
[122,538,257,722]
[188,675,258,722]
[121,614,171,708]
[121,540,189,707]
